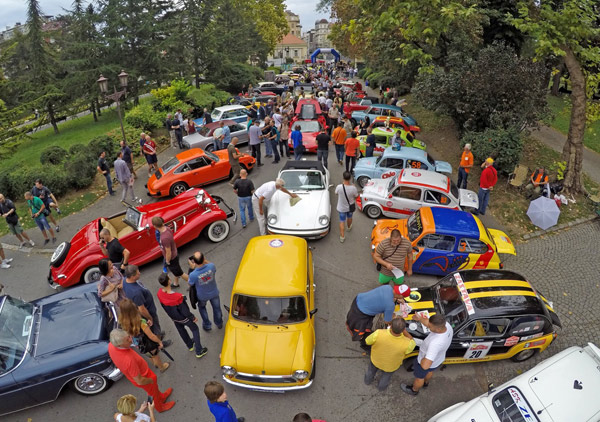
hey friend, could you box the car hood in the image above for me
[434,160,453,173]
[63,220,100,261]
[233,327,303,374]
[487,229,516,255]
[361,178,390,198]
[429,398,494,422]
[34,287,106,356]
[183,132,209,148]
[268,190,329,230]
[458,189,479,209]
[355,157,377,170]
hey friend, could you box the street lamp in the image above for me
[97,70,129,143]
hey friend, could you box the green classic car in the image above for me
[358,126,426,157]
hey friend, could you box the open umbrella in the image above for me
[526,196,560,230]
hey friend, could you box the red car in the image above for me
[370,115,421,134]
[288,120,322,153]
[342,97,378,116]
[48,189,234,288]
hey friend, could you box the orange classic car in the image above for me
[146,148,255,197]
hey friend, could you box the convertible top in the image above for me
[281,160,325,174]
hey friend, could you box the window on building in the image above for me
[294,49,298,57]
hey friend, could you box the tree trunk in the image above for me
[47,102,59,134]
[551,60,564,97]
[91,101,98,122]
[561,45,585,194]
[96,99,102,116]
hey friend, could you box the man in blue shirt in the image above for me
[221,122,232,149]
[123,265,163,337]
[346,284,409,351]
[291,124,303,160]
[188,251,223,331]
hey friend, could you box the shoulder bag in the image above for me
[375,243,400,272]
[342,184,356,213]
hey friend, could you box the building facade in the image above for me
[268,33,308,66]
[285,10,302,38]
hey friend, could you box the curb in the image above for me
[522,214,598,240]
[1,242,55,255]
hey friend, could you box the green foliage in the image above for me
[40,145,68,165]
[125,102,164,131]
[267,66,282,73]
[551,161,567,181]
[88,135,118,161]
[186,84,230,111]
[68,143,88,156]
[209,62,262,94]
[64,153,97,189]
[1,165,70,200]
[461,127,523,174]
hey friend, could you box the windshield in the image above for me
[406,210,423,241]
[161,157,180,173]
[204,150,219,162]
[198,126,211,136]
[232,294,307,324]
[434,276,468,328]
[387,176,396,192]
[210,110,221,120]
[492,387,539,422]
[0,297,34,374]
[296,120,320,133]
[280,170,324,191]
[450,180,459,199]
[124,207,142,229]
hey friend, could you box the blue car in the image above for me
[0,283,121,416]
[353,146,452,188]
[351,104,418,127]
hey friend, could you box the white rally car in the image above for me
[267,161,331,239]
[357,168,479,219]
[428,342,600,422]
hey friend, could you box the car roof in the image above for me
[398,169,450,193]
[233,236,308,297]
[214,105,246,112]
[382,146,427,160]
[281,160,325,173]
[427,207,480,236]
[175,148,206,162]
[369,104,402,111]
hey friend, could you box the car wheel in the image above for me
[206,220,230,243]
[350,118,357,128]
[403,357,416,372]
[205,144,214,152]
[357,176,370,188]
[50,241,70,268]
[71,373,111,396]
[82,266,101,284]
[510,348,538,362]
[170,182,188,197]
[365,205,382,219]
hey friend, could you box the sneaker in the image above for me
[52,237,57,244]
[257,163,264,167]
[202,326,212,332]
[0,263,10,269]
[217,324,223,329]
[29,240,35,247]
[43,239,50,246]
[55,226,60,232]
[242,224,246,228]
[272,160,279,164]
[188,346,194,352]
[400,383,419,396]
[423,382,429,389]
[195,347,208,359]
[347,223,353,232]
[3,258,13,264]
[19,241,27,249]
[340,235,345,243]
[56,208,61,214]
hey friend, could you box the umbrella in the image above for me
[526,196,560,230]
[161,348,175,361]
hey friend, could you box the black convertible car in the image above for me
[0,283,121,416]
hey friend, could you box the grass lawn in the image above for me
[546,94,600,153]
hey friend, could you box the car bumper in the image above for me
[145,185,162,197]
[100,364,123,381]
[222,375,313,392]
[267,225,329,239]
[47,268,66,289]
[212,195,236,220]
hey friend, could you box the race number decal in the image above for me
[463,342,493,360]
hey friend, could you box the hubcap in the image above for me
[86,269,101,283]
[212,223,225,237]
[174,185,185,195]
[77,374,105,392]
[51,242,66,263]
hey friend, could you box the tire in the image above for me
[350,118,357,128]
[510,348,538,362]
[365,205,382,219]
[170,182,188,197]
[205,144,214,152]
[357,176,370,188]
[206,220,230,243]
[82,266,101,284]
[71,373,111,396]
[50,241,70,267]
[403,357,416,372]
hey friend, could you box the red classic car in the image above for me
[342,97,378,116]
[371,115,421,134]
[293,98,327,129]
[48,189,234,288]
[288,120,321,153]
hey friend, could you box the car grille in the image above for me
[234,373,297,384]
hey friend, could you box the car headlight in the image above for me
[267,214,278,225]
[293,370,309,380]
[318,215,329,226]
[221,366,237,376]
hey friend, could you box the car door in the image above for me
[230,123,249,145]
[413,233,457,275]
[186,156,214,186]
[120,221,160,265]
[389,185,422,217]
[372,135,389,156]
[454,317,512,360]
[374,157,404,179]
[423,189,455,210]
[0,364,41,415]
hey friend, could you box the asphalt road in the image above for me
[2,143,598,422]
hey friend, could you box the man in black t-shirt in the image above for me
[232,169,255,228]
[99,228,130,272]
[32,179,61,232]
[316,127,331,169]
[171,116,183,149]
[97,151,114,196]
[365,127,376,157]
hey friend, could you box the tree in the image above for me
[511,0,600,193]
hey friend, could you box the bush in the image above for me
[106,126,143,156]
[69,143,88,156]
[125,103,164,131]
[64,153,97,189]
[461,127,523,174]
[40,145,68,165]
[209,62,262,94]
[6,165,71,199]
[88,135,118,163]
[187,84,231,112]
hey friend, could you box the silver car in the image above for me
[182,120,249,151]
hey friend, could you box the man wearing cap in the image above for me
[364,316,416,391]
[252,178,298,236]
[475,158,498,216]
[346,284,410,352]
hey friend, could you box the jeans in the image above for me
[198,295,223,330]
[271,139,280,162]
[317,149,329,168]
[364,360,393,391]
[238,196,254,226]
[477,188,490,215]
[265,137,273,156]
[120,180,136,201]
[213,139,223,151]
[457,167,469,189]
[104,172,114,194]
[251,143,261,165]
[335,144,345,162]
[365,146,374,157]
[279,139,290,157]
[174,318,203,353]
[294,147,303,161]
[148,310,162,337]
[345,155,356,173]
[175,130,183,149]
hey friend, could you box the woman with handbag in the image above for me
[335,171,359,243]
[97,258,127,304]
[119,299,170,373]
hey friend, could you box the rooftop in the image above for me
[279,33,307,46]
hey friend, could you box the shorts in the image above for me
[166,255,184,277]
[35,216,51,231]
[378,272,404,285]
[8,220,24,235]
[339,211,353,222]
[145,154,158,164]
[126,161,134,172]
[413,359,440,379]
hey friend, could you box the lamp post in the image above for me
[285,46,290,68]
[97,70,128,143]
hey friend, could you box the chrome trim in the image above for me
[223,376,313,391]
[100,365,123,381]
[235,371,292,379]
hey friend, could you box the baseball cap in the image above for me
[393,284,411,298]
[485,158,494,165]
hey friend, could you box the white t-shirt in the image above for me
[115,412,151,422]
[254,181,278,201]
[417,322,453,368]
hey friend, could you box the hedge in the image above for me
[460,127,523,174]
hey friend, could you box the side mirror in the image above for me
[224,305,230,313]
[309,308,318,317]
[210,161,215,166]
[487,383,495,392]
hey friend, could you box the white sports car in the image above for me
[267,161,331,239]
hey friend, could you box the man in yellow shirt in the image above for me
[364,316,416,391]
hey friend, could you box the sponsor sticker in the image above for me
[453,273,475,315]
[269,239,284,248]
[504,336,520,347]
[411,171,421,177]
[463,341,493,360]
[508,387,536,421]
[520,333,543,341]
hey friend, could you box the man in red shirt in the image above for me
[108,329,175,413]
[142,135,158,176]
[344,130,361,173]
[476,158,498,215]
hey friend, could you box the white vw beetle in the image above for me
[267,161,331,239]
[357,168,479,219]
